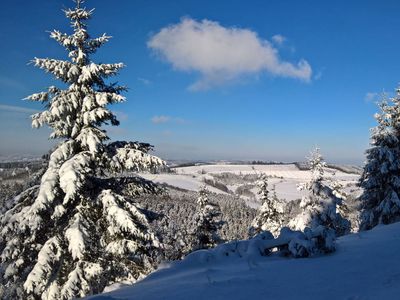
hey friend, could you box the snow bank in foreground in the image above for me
[87,222,400,300]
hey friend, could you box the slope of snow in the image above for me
[174,163,357,180]
[139,164,359,203]
[175,163,308,178]
[87,223,400,300]
[139,173,229,195]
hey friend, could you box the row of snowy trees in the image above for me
[248,148,351,255]
[190,88,400,255]
[188,146,352,257]
[247,84,400,254]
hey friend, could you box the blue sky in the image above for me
[1,0,399,164]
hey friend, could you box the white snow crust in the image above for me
[86,222,400,300]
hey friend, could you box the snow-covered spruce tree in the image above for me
[359,92,400,230]
[289,148,350,252]
[249,174,285,238]
[0,2,165,299]
[330,179,354,234]
[190,186,223,251]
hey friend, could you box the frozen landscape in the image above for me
[1,0,400,299]
[140,163,361,204]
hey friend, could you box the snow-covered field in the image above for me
[87,222,400,300]
[139,164,360,203]
[139,173,227,194]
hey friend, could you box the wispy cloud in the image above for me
[151,115,186,124]
[364,92,379,102]
[137,77,152,85]
[0,76,26,90]
[151,115,171,124]
[314,71,323,81]
[0,104,39,114]
[271,34,286,46]
[148,18,312,90]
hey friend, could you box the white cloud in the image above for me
[151,115,186,124]
[0,104,39,114]
[0,76,25,90]
[137,77,152,85]
[151,115,171,124]
[364,92,378,102]
[148,18,312,90]
[271,34,286,45]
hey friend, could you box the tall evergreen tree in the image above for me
[289,148,350,251]
[360,91,400,230]
[249,174,285,237]
[190,186,222,251]
[0,1,165,299]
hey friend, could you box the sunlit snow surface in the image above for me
[87,222,400,300]
[139,164,359,203]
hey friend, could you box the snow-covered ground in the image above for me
[139,164,360,203]
[87,222,400,300]
[139,173,228,195]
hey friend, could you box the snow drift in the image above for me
[87,222,400,300]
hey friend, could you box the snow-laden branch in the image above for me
[33,58,77,83]
[75,127,107,152]
[59,152,91,203]
[60,264,90,299]
[50,30,74,49]
[64,7,94,21]
[24,237,62,296]
[107,142,166,173]
[65,211,89,260]
[86,34,112,52]
[78,63,124,83]
[25,86,60,102]
[100,190,148,238]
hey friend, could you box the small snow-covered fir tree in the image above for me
[360,92,400,230]
[0,1,165,299]
[190,186,222,251]
[249,174,285,237]
[330,179,354,234]
[289,148,350,252]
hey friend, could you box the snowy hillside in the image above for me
[139,163,360,203]
[87,222,400,300]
